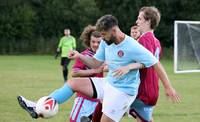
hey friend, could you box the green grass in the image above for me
[177,59,200,70]
[0,55,200,122]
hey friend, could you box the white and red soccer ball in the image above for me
[35,96,58,118]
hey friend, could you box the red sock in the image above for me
[92,102,102,122]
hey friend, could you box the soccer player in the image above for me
[130,25,141,40]
[56,28,76,81]
[70,25,103,122]
[90,25,142,122]
[128,6,181,122]
[90,7,181,122]
[17,14,159,122]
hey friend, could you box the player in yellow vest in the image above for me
[56,29,76,81]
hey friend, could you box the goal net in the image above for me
[174,21,200,73]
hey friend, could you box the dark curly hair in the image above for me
[80,25,101,48]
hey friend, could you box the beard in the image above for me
[104,36,117,45]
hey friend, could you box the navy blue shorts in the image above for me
[61,57,70,66]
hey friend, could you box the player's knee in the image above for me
[67,79,77,91]
[136,117,143,122]
[100,114,114,122]
[150,118,154,122]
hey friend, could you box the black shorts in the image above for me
[60,57,70,66]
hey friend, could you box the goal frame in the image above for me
[174,20,200,73]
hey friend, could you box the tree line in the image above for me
[0,0,199,54]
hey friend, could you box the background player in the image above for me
[130,25,141,40]
[128,6,181,122]
[90,7,181,122]
[70,25,103,122]
[56,28,76,81]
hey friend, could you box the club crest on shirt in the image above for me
[117,50,124,57]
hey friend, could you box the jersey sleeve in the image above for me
[131,41,158,68]
[139,36,162,60]
[93,40,106,62]
[72,58,86,71]
[138,37,146,47]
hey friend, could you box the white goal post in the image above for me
[174,21,200,73]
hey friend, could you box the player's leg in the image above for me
[70,96,98,122]
[101,114,115,122]
[62,65,67,81]
[17,78,95,119]
[61,57,69,81]
[101,82,137,122]
[79,99,98,122]
[136,117,144,122]
[136,117,153,122]
[129,99,154,122]
[70,77,106,122]
[50,78,94,104]
[70,96,84,122]
[64,58,71,81]
[79,101,102,122]
[92,102,103,122]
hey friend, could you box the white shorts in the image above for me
[91,78,137,122]
[70,96,98,122]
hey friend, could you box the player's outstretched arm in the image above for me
[68,50,103,69]
[72,66,104,77]
[153,62,181,103]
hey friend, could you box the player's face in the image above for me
[100,28,117,45]
[64,29,70,36]
[130,28,140,40]
[90,36,101,52]
[136,12,149,33]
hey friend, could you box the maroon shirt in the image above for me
[72,48,103,101]
[137,32,162,106]
[72,48,103,78]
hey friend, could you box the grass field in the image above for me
[0,55,200,122]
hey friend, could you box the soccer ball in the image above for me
[35,96,58,118]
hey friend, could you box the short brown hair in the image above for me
[64,28,70,31]
[96,14,118,32]
[131,25,138,30]
[80,25,101,47]
[139,6,161,29]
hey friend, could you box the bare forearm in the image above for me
[78,54,103,68]
[71,69,97,77]
[154,62,181,102]
[154,62,172,89]
[112,62,144,77]
[127,62,144,70]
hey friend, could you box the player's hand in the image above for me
[68,50,80,59]
[103,64,108,72]
[94,65,104,73]
[54,50,60,59]
[165,87,181,103]
[112,66,130,78]
[57,48,60,52]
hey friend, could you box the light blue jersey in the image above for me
[94,35,158,96]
